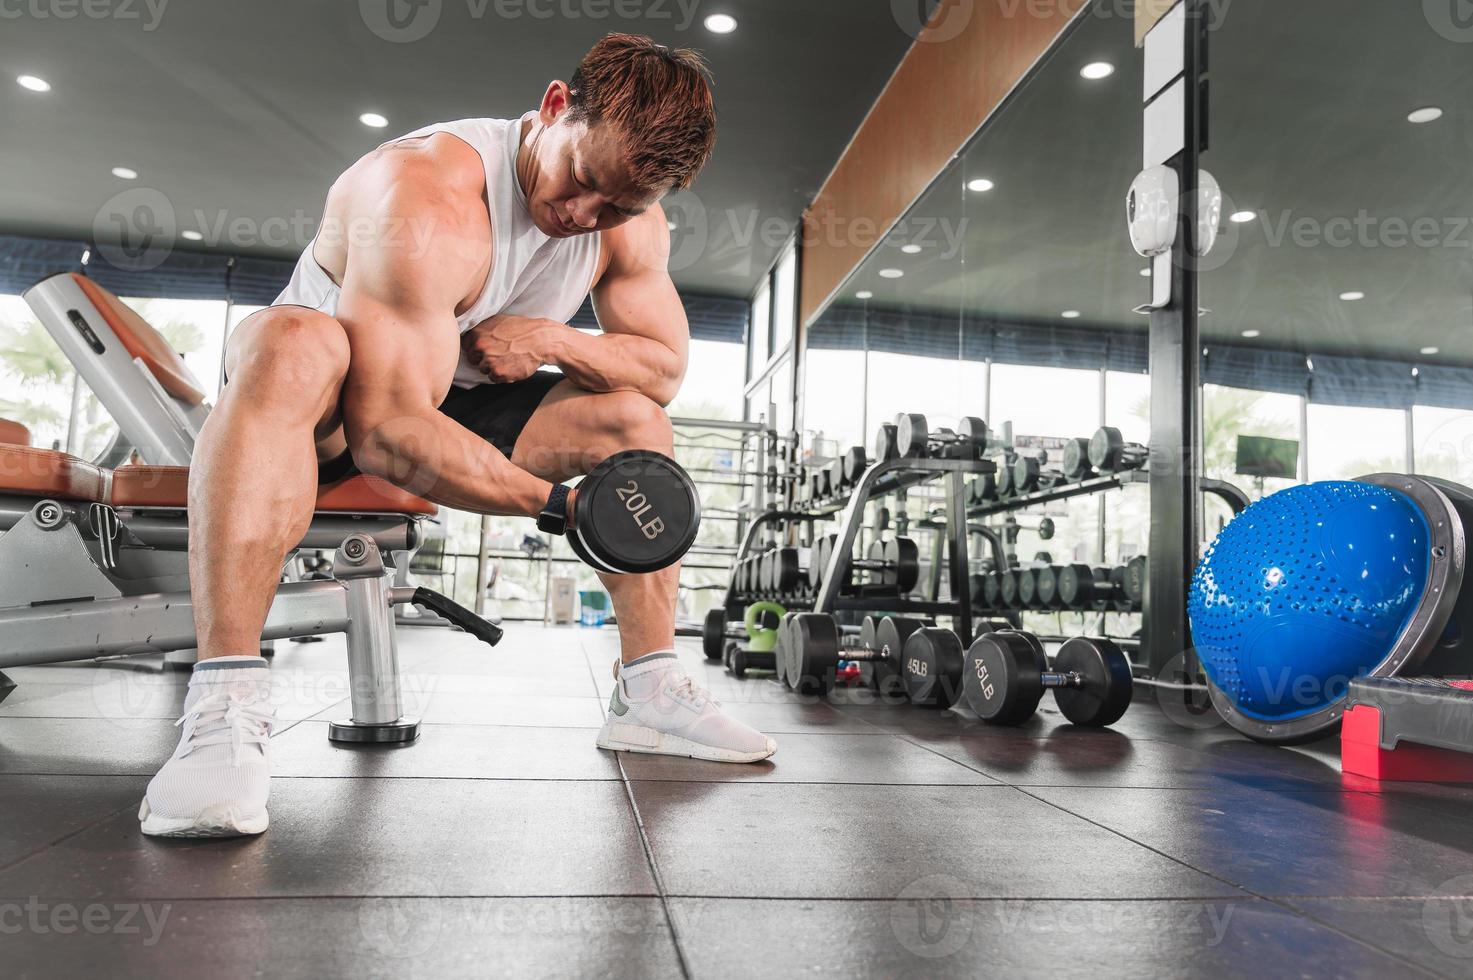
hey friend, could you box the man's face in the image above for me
[526,117,662,239]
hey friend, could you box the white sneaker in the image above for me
[139,657,275,838]
[596,652,777,764]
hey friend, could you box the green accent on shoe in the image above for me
[609,685,629,717]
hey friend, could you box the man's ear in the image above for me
[539,81,571,125]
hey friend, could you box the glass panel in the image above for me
[771,245,796,355]
[1305,404,1408,482]
[1104,371,1151,447]
[770,359,793,434]
[122,297,228,401]
[671,340,745,421]
[987,365,1100,442]
[1413,406,1473,485]
[1203,385,1303,499]
[748,282,770,382]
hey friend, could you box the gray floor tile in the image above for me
[1291,897,1473,978]
[0,775,147,870]
[620,732,998,785]
[0,778,655,900]
[272,722,618,780]
[1030,785,1473,898]
[905,729,1328,790]
[0,718,181,776]
[669,897,1424,980]
[4,897,679,980]
[631,782,1236,899]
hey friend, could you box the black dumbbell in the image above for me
[790,613,961,706]
[872,505,891,533]
[557,451,702,575]
[703,607,727,661]
[1062,438,1095,481]
[966,474,1001,504]
[963,631,1134,727]
[1122,555,1147,609]
[998,569,1021,609]
[842,446,869,485]
[895,414,989,460]
[873,422,899,463]
[983,572,1004,610]
[1056,564,1120,610]
[1014,454,1064,493]
[996,461,1018,499]
[1016,567,1041,608]
[811,536,922,594]
[1088,426,1148,474]
[1032,565,1067,609]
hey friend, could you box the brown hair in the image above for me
[567,33,716,191]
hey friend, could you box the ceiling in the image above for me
[830,0,1473,367]
[0,0,917,297]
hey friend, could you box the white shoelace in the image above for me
[664,673,719,710]
[175,689,275,767]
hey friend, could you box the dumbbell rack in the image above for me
[967,468,1251,519]
[723,455,994,646]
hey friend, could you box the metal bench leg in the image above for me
[327,534,420,744]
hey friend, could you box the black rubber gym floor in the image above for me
[2,623,1472,978]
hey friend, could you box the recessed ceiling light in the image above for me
[1339,290,1365,301]
[878,268,904,279]
[704,13,737,33]
[1408,106,1444,125]
[180,230,204,242]
[966,178,995,193]
[1421,346,1441,356]
[16,74,50,93]
[1139,267,1151,277]
[1229,210,1257,224]
[1080,62,1115,81]
[1061,310,1081,319]
[359,112,388,128]
[111,166,138,180]
[901,244,922,255]
[1241,329,1261,338]
[855,290,874,300]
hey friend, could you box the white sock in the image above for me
[185,656,270,711]
[618,650,679,700]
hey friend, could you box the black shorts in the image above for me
[318,370,565,484]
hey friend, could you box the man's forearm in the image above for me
[542,323,682,406]
[351,407,553,517]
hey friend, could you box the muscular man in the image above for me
[140,34,776,838]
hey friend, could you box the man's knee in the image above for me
[597,390,673,451]
[227,307,350,395]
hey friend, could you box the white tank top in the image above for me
[274,113,602,389]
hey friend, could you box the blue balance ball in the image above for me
[1188,481,1430,722]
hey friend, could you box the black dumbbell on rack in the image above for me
[1122,554,1147,610]
[1061,438,1095,482]
[895,414,990,460]
[968,473,998,506]
[787,612,962,706]
[1088,426,1149,474]
[841,446,869,486]
[873,422,900,463]
[1014,453,1064,493]
[962,631,1133,727]
[1054,564,1120,610]
[808,535,922,595]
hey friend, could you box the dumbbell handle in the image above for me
[1039,670,1083,690]
[836,639,897,664]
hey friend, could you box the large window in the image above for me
[771,245,796,355]
[1413,406,1473,486]
[1306,403,1408,483]
[988,365,1100,441]
[747,281,771,384]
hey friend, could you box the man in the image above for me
[140,33,776,839]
